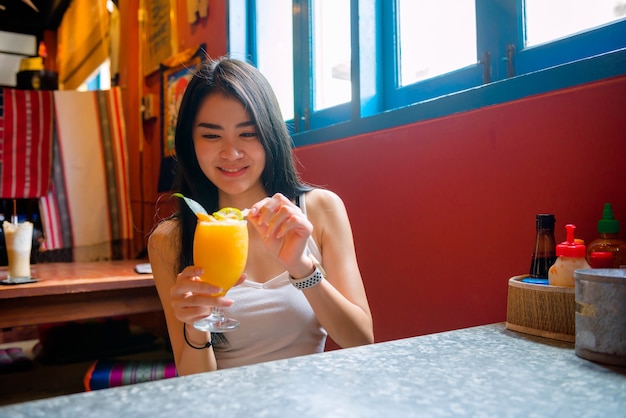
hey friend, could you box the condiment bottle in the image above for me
[527,214,557,284]
[548,224,590,287]
[586,203,626,268]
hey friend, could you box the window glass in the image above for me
[525,0,626,46]
[256,0,294,120]
[312,0,351,111]
[78,59,111,91]
[397,0,477,87]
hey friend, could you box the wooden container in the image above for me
[506,275,575,342]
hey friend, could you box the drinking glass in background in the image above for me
[2,220,34,283]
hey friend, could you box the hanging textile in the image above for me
[39,87,133,261]
[0,88,54,198]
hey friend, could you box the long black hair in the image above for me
[173,56,312,271]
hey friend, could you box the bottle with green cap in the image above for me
[586,203,626,268]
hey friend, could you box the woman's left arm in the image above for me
[299,189,374,347]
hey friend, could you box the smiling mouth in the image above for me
[219,167,246,174]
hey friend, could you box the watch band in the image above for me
[289,254,326,290]
[289,266,324,290]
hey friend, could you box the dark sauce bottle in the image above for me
[526,214,556,285]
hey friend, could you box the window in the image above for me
[524,0,625,46]
[517,0,626,74]
[57,0,111,90]
[387,0,483,110]
[78,59,111,91]
[254,0,294,120]
[396,1,477,87]
[231,0,626,143]
[234,0,353,132]
[75,0,117,92]
[311,0,351,110]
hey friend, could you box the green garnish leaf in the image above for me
[172,193,209,216]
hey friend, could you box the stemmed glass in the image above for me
[192,217,248,332]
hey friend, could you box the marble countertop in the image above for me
[1,323,625,417]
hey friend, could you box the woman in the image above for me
[148,57,373,376]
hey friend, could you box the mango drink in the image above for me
[193,218,248,295]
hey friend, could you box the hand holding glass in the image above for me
[192,218,248,332]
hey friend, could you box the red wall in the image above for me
[295,75,626,343]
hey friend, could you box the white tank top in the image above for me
[214,193,327,369]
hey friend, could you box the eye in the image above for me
[197,132,220,141]
[240,131,258,139]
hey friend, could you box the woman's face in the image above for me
[192,93,266,200]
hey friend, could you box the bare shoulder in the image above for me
[304,188,351,239]
[148,218,180,257]
[147,218,181,283]
[305,188,347,213]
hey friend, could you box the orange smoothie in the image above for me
[193,219,248,295]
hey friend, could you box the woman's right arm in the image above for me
[147,220,219,376]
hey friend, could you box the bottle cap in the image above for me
[556,224,586,258]
[536,214,555,230]
[598,203,619,234]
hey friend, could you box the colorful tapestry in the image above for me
[0,88,54,198]
[84,359,177,391]
[39,88,133,261]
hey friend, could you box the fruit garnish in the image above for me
[172,193,209,216]
[213,207,244,221]
[196,212,216,222]
[172,193,247,222]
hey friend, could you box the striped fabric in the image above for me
[39,87,133,261]
[84,359,178,391]
[0,88,54,198]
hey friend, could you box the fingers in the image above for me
[249,193,309,239]
[171,267,223,297]
[248,196,277,226]
[171,291,234,324]
[249,193,293,223]
[170,266,235,323]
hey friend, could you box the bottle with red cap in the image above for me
[548,224,590,287]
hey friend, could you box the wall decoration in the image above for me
[187,0,209,24]
[161,53,202,158]
[143,0,178,76]
[158,46,205,191]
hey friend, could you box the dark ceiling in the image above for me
[0,0,72,38]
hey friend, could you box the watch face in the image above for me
[31,73,41,90]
